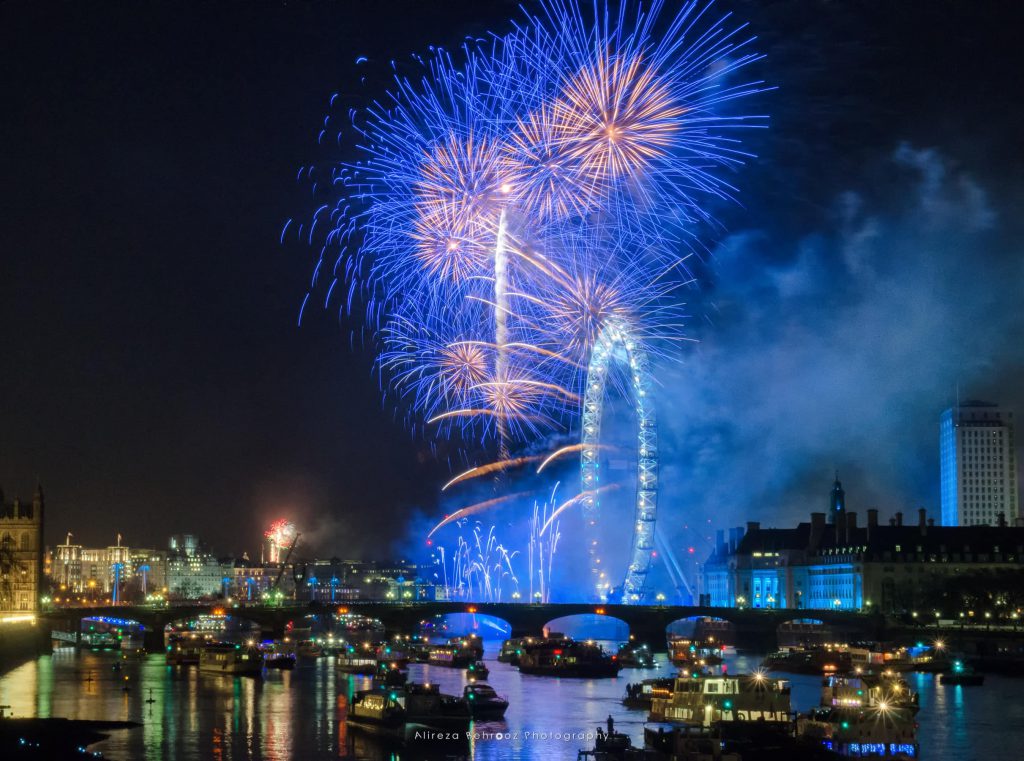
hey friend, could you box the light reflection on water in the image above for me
[0,646,1021,760]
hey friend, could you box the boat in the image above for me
[296,639,323,659]
[939,660,985,686]
[266,652,296,670]
[448,634,484,659]
[348,683,472,731]
[199,642,264,676]
[518,638,621,678]
[376,642,411,669]
[498,637,529,664]
[821,672,918,714]
[669,637,724,668]
[427,643,476,668]
[648,672,793,727]
[373,663,409,687]
[622,677,675,709]
[467,660,489,680]
[798,705,919,758]
[463,683,509,720]
[617,641,655,669]
[165,634,204,665]
[763,645,852,675]
[499,633,570,665]
[348,690,406,729]
[260,639,297,669]
[336,646,380,675]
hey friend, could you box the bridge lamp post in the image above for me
[655,593,666,606]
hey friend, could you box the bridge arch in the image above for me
[543,613,629,642]
[666,615,736,647]
[417,612,512,641]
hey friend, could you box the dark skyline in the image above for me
[3,1,1023,558]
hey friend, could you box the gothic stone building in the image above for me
[0,484,44,613]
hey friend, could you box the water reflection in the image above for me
[0,645,1022,760]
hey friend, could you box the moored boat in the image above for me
[166,634,204,665]
[199,642,264,676]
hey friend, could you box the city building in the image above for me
[704,478,1024,613]
[231,556,276,602]
[292,559,435,602]
[0,483,44,613]
[128,548,168,598]
[165,535,234,600]
[940,400,1019,526]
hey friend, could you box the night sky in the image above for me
[3,1,1023,561]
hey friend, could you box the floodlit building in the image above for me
[704,478,1024,613]
[0,484,44,613]
[940,401,1019,526]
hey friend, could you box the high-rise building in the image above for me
[940,401,1019,526]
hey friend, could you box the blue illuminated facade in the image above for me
[703,479,1024,613]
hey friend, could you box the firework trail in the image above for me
[537,443,615,473]
[427,491,536,537]
[540,484,621,536]
[436,523,519,602]
[528,488,563,603]
[442,455,544,491]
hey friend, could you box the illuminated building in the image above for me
[166,535,233,600]
[0,483,44,613]
[53,534,83,592]
[704,478,1024,613]
[940,401,1019,526]
[292,559,433,602]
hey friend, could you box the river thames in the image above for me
[1,644,1022,760]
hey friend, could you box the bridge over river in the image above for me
[42,601,882,651]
